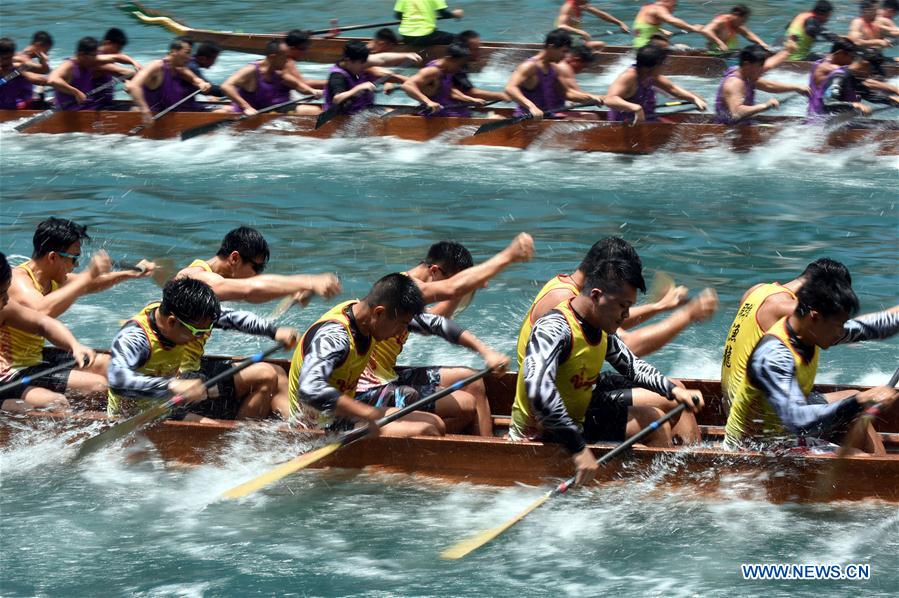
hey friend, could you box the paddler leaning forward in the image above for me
[723,266,899,453]
[46,36,134,111]
[401,42,487,116]
[604,44,708,124]
[514,257,704,486]
[323,41,407,117]
[504,29,604,120]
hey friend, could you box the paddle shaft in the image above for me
[181,95,316,140]
[383,99,500,119]
[14,76,124,131]
[474,100,598,135]
[315,73,396,129]
[0,359,78,394]
[0,67,25,86]
[310,15,450,36]
[128,88,204,135]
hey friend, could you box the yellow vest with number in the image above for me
[0,264,60,374]
[178,259,214,372]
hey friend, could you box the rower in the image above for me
[126,37,211,122]
[323,41,406,117]
[723,267,899,453]
[786,1,834,61]
[187,42,224,97]
[364,27,423,68]
[513,258,704,486]
[878,0,899,37]
[281,29,326,91]
[450,30,509,103]
[15,31,53,74]
[221,40,322,116]
[715,44,810,125]
[47,36,132,111]
[514,237,717,446]
[6,218,155,405]
[807,39,879,120]
[355,235,534,437]
[0,252,98,412]
[401,42,486,116]
[605,44,708,124]
[289,274,447,438]
[555,0,630,51]
[174,226,341,418]
[505,29,604,120]
[848,0,893,50]
[701,4,770,55]
[107,278,299,421]
[632,1,724,51]
[0,38,45,110]
[94,28,142,110]
[394,0,464,47]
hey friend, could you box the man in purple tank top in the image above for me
[47,37,132,111]
[715,44,809,125]
[323,41,406,116]
[401,43,487,117]
[605,44,707,124]
[0,38,44,110]
[505,29,603,119]
[127,38,211,123]
[220,40,323,116]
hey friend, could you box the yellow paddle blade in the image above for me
[269,296,296,319]
[220,442,342,500]
[648,271,676,304]
[440,491,552,560]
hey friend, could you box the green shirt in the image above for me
[394,0,448,37]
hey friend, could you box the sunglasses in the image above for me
[240,254,267,274]
[57,251,81,267]
[175,315,214,337]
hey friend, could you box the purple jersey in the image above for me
[807,59,858,119]
[512,57,564,117]
[323,64,375,114]
[714,67,756,125]
[425,60,471,118]
[607,66,658,122]
[54,59,113,111]
[230,62,291,112]
[0,69,34,109]
[143,59,203,112]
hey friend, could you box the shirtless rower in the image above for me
[364,27,423,68]
[108,278,298,421]
[723,267,898,454]
[221,40,322,116]
[451,30,509,103]
[604,44,708,124]
[715,44,810,125]
[0,252,97,412]
[848,0,893,50]
[877,0,899,37]
[174,226,340,418]
[515,258,705,485]
[355,235,534,436]
[401,42,486,116]
[394,0,464,47]
[47,36,133,111]
[786,1,835,61]
[514,237,716,446]
[505,29,604,120]
[323,41,406,117]
[93,28,142,109]
[632,0,725,51]
[555,0,629,51]
[15,31,53,74]
[0,38,45,110]
[6,218,155,405]
[281,29,327,92]
[126,37,211,122]
[702,5,770,55]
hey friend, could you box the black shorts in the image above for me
[401,30,457,46]
[354,382,421,410]
[0,347,75,402]
[170,356,241,420]
[582,373,636,443]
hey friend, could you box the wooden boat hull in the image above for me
[4,108,896,155]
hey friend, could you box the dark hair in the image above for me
[800,257,852,285]
[446,42,471,60]
[579,237,641,274]
[884,0,899,10]
[861,49,886,76]
[830,37,858,55]
[731,4,751,17]
[32,31,53,47]
[0,38,14,56]
[364,273,425,317]
[76,36,99,54]
[265,39,283,55]
[813,0,834,15]
[457,30,480,44]
[285,29,311,49]
[342,40,370,62]
[570,45,597,64]
[160,278,221,323]
[545,28,574,49]
[374,28,399,44]
[582,258,647,295]
[860,0,878,11]
[32,217,90,258]
[216,226,270,266]
[795,270,859,318]
[636,44,669,69]
[170,36,192,52]
[0,252,11,287]
[739,43,770,65]
[425,241,474,275]
[195,42,221,59]
[103,27,128,48]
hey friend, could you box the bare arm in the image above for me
[756,78,809,95]
[603,69,642,113]
[282,69,319,97]
[97,53,142,70]
[366,52,422,67]
[401,66,442,110]
[220,64,257,113]
[617,288,718,357]
[188,271,340,303]
[505,60,542,116]
[738,25,769,49]
[722,76,777,120]
[46,61,82,101]
[9,253,111,317]
[125,60,162,114]
[585,6,628,32]
[3,302,81,353]
[700,18,730,52]
[655,75,707,110]
[849,18,892,48]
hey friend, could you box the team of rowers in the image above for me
[1,218,896,485]
[3,2,899,128]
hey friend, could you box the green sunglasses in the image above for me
[175,315,214,337]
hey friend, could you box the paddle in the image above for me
[314,73,399,129]
[14,76,124,132]
[0,67,25,87]
[441,401,692,560]
[381,99,500,119]
[310,15,451,36]
[180,95,317,141]
[473,100,599,136]
[74,342,285,460]
[834,366,899,459]
[0,359,79,395]
[220,365,495,500]
[127,88,204,136]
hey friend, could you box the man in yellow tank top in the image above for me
[0,253,97,411]
[515,258,704,486]
[175,226,340,418]
[5,218,156,404]
[107,277,298,420]
[723,268,899,452]
[632,1,723,51]
[291,273,447,437]
[516,237,717,445]
[356,235,533,436]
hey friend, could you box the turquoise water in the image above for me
[1,1,898,596]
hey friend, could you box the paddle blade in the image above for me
[314,106,340,129]
[269,296,297,319]
[75,401,170,460]
[474,115,527,136]
[180,118,236,141]
[380,105,422,119]
[14,109,54,132]
[149,257,177,287]
[440,492,551,560]
[648,271,676,303]
[220,442,342,500]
